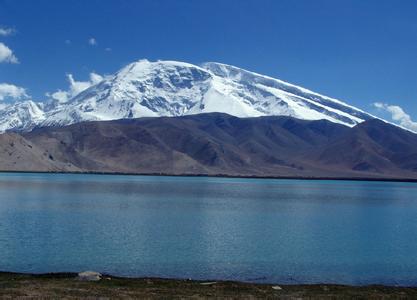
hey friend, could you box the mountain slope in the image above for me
[18,113,417,179]
[0,132,79,172]
[1,60,377,132]
[23,113,348,176]
[314,119,417,174]
[0,101,45,132]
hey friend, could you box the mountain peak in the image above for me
[118,59,210,76]
[0,59,379,132]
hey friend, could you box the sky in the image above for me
[0,0,416,128]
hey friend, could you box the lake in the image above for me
[0,173,416,285]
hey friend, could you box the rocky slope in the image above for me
[10,113,415,179]
[0,132,79,172]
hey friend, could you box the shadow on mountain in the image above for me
[0,113,415,179]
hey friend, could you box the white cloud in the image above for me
[65,39,71,45]
[47,72,104,103]
[0,26,15,36]
[105,47,112,52]
[67,74,93,95]
[48,89,68,103]
[0,43,18,63]
[88,72,104,85]
[0,83,27,101]
[373,102,417,132]
[88,38,97,46]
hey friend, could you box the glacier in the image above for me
[0,59,375,132]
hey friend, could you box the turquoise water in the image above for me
[0,173,417,285]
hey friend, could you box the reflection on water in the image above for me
[0,173,416,285]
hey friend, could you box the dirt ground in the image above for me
[1,272,416,299]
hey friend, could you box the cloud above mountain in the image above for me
[374,102,417,132]
[0,43,18,63]
[0,83,27,101]
[47,72,104,103]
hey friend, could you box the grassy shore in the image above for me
[1,272,417,299]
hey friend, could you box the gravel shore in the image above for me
[1,272,417,299]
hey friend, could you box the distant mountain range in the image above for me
[0,59,376,132]
[0,59,415,179]
[0,113,415,179]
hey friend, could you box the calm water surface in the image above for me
[0,173,417,285]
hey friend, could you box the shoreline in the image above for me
[1,169,417,183]
[1,272,417,298]
[2,271,416,287]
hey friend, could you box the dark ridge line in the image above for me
[0,170,416,183]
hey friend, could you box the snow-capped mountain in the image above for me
[1,59,375,132]
[0,100,45,132]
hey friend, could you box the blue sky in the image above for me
[0,0,416,126]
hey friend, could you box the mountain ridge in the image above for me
[0,59,379,132]
[0,113,410,179]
